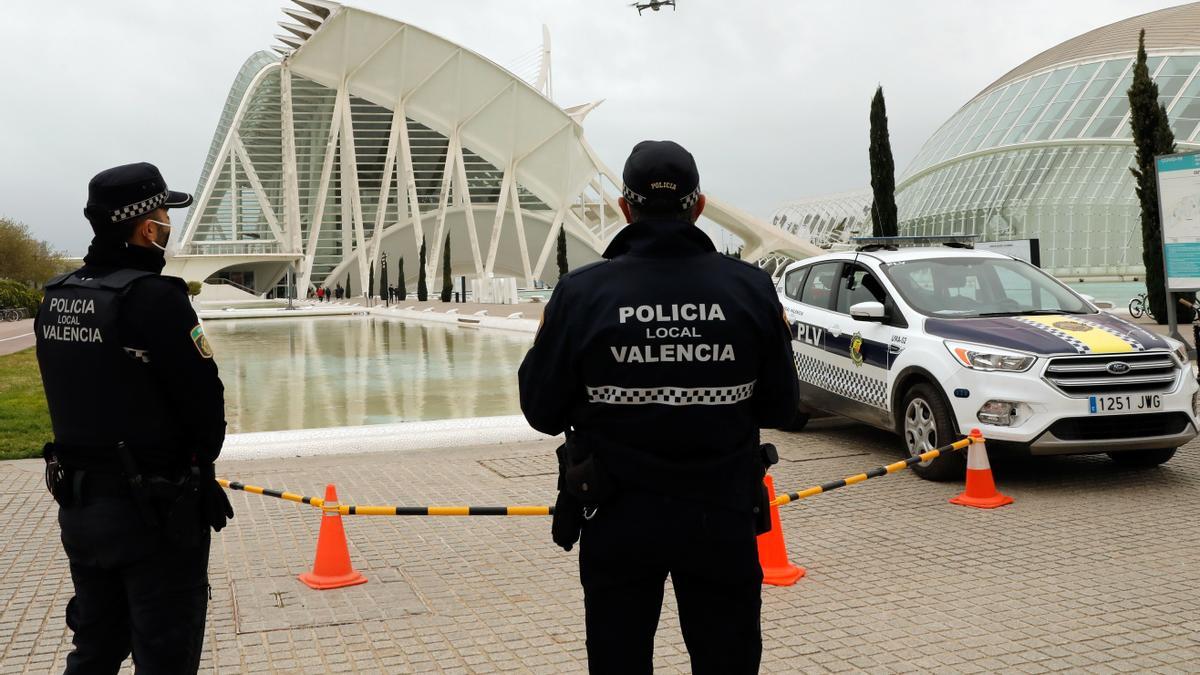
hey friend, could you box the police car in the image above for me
[777,236,1198,480]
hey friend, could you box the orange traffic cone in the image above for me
[298,484,368,590]
[949,429,1013,509]
[757,474,806,586]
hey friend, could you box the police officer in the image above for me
[36,162,232,674]
[518,141,799,674]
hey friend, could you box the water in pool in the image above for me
[204,316,532,433]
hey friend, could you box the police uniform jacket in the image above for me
[35,242,226,472]
[518,217,799,511]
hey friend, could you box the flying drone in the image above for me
[631,1,676,15]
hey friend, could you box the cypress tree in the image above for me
[397,257,407,300]
[868,86,899,237]
[368,263,375,301]
[556,227,569,278]
[1128,30,1189,323]
[440,235,453,302]
[417,236,428,301]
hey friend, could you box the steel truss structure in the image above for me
[174,1,820,295]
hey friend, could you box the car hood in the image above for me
[923,312,1171,355]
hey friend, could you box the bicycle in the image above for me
[1128,292,1155,320]
[1,308,23,322]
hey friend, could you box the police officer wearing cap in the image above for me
[518,141,799,674]
[36,162,232,674]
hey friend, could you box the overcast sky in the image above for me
[0,0,1188,255]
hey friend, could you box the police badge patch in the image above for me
[190,324,214,359]
[849,332,864,367]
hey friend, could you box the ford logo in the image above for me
[1106,361,1131,375]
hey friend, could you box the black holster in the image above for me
[43,443,72,508]
[551,434,616,552]
[754,443,780,536]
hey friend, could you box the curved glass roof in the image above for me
[771,190,871,250]
[981,1,1200,96]
[902,54,1200,181]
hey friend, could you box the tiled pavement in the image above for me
[1,419,1198,673]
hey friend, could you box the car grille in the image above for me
[1046,412,1192,441]
[1043,352,1178,396]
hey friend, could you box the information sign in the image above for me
[975,239,1041,267]
[1156,151,1200,290]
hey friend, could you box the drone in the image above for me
[631,1,676,15]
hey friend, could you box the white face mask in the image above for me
[148,219,173,256]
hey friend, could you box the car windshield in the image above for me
[880,256,1092,318]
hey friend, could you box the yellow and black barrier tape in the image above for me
[220,433,980,515]
[217,479,554,516]
[771,436,974,507]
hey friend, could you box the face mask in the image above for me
[148,219,172,254]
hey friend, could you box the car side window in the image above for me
[783,266,808,301]
[836,266,887,314]
[799,262,840,309]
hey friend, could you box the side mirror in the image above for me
[850,301,886,321]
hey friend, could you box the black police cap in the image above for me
[84,162,193,228]
[621,140,701,211]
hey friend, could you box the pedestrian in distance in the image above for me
[35,162,234,674]
[518,141,800,674]
[316,286,324,302]
[336,284,344,300]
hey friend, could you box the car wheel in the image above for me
[1106,447,1176,467]
[900,383,965,481]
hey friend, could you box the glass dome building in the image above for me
[895,2,1200,280]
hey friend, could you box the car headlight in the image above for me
[944,341,1036,372]
[1168,339,1191,366]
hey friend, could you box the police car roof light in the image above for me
[851,235,978,252]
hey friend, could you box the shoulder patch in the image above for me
[190,324,214,359]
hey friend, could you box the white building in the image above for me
[170,1,820,296]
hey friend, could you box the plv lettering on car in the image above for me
[794,322,824,347]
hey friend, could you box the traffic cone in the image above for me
[757,474,806,586]
[949,429,1013,509]
[298,484,368,590]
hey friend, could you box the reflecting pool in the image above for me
[204,317,532,433]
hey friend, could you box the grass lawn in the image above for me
[0,347,51,460]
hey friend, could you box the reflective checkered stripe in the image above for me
[585,382,756,406]
[1074,317,1147,351]
[794,351,888,410]
[1013,318,1088,354]
[110,191,168,222]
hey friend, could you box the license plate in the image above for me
[1088,393,1163,414]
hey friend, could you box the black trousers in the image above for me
[579,492,763,675]
[58,495,210,675]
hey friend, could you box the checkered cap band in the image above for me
[622,185,701,211]
[586,381,756,406]
[109,191,168,223]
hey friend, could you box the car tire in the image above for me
[899,382,965,482]
[1106,447,1176,467]
[780,409,810,432]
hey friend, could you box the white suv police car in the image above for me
[778,237,1198,480]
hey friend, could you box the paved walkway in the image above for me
[1,420,1197,673]
[0,319,34,356]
